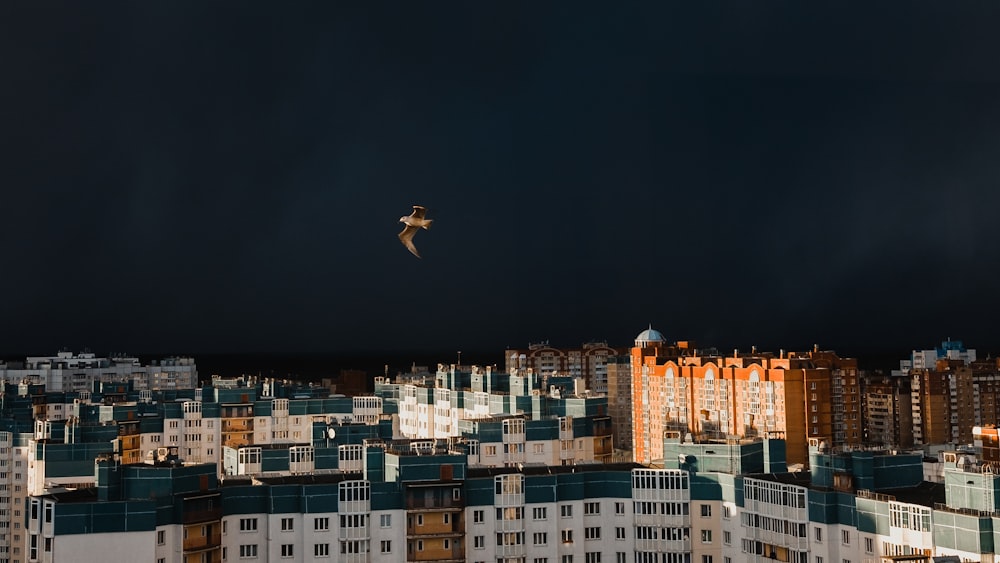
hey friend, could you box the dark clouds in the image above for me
[3,3,1000,357]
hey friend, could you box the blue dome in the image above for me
[635,327,665,344]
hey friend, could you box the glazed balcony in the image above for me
[183,530,222,552]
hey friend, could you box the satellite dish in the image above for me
[327,427,336,440]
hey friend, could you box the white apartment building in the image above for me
[0,351,197,392]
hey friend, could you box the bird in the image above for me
[398,205,433,258]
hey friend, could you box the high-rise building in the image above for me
[861,371,913,449]
[606,354,633,451]
[902,340,1000,446]
[630,327,861,467]
[504,341,625,394]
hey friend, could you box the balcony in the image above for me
[405,490,464,511]
[183,506,223,525]
[222,420,254,432]
[496,516,524,533]
[406,518,463,539]
[407,540,465,562]
[635,537,690,552]
[339,525,370,541]
[634,513,690,527]
[495,542,526,559]
[183,530,222,552]
[594,437,613,456]
[343,552,369,563]
[182,493,223,525]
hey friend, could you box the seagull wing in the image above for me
[410,205,426,220]
[398,224,421,258]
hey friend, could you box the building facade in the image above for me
[504,341,625,394]
[631,327,862,467]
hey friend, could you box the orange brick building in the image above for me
[630,328,861,467]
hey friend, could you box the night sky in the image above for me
[4,3,1000,360]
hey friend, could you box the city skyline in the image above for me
[5,3,1000,357]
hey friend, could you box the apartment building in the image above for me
[631,328,862,467]
[380,364,617,467]
[26,425,1000,563]
[504,341,625,394]
[0,351,197,392]
[860,371,913,449]
[606,354,633,451]
[15,344,1000,563]
[904,343,1000,447]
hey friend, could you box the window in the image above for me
[723,531,731,545]
[700,504,711,517]
[443,513,450,524]
[702,557,713,563]
[864,537,874,554]
[701,529,712,543]
[474,536,485,549]
[841,530,850,545]
[280,544,293,558]
[280,518,293,531]
[584,502,600,515]
[585,527,600,540]
[562,556,573,563]
[722,505,731,519]
[585,553,602,563]
[615,502,625,515]
[157,530,165,545]
[339,540,364,555]
[615,527,625,540]
[534,532,548,545]
[380,540,391,553]
[484,445,497,456]
[314,543,329,557]
[314,517,329,531]
[380,514,391,528]
[815,527,822,542]
[239,518,258,532]
[561,505,573,518]
[617,554,627,563]
[533,507,547,520]
[239,544,258,558]
[474,510,485,523]
[561,529,573,543]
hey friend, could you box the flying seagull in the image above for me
[398,205,433,258]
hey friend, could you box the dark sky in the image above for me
[4,3,1000,359]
